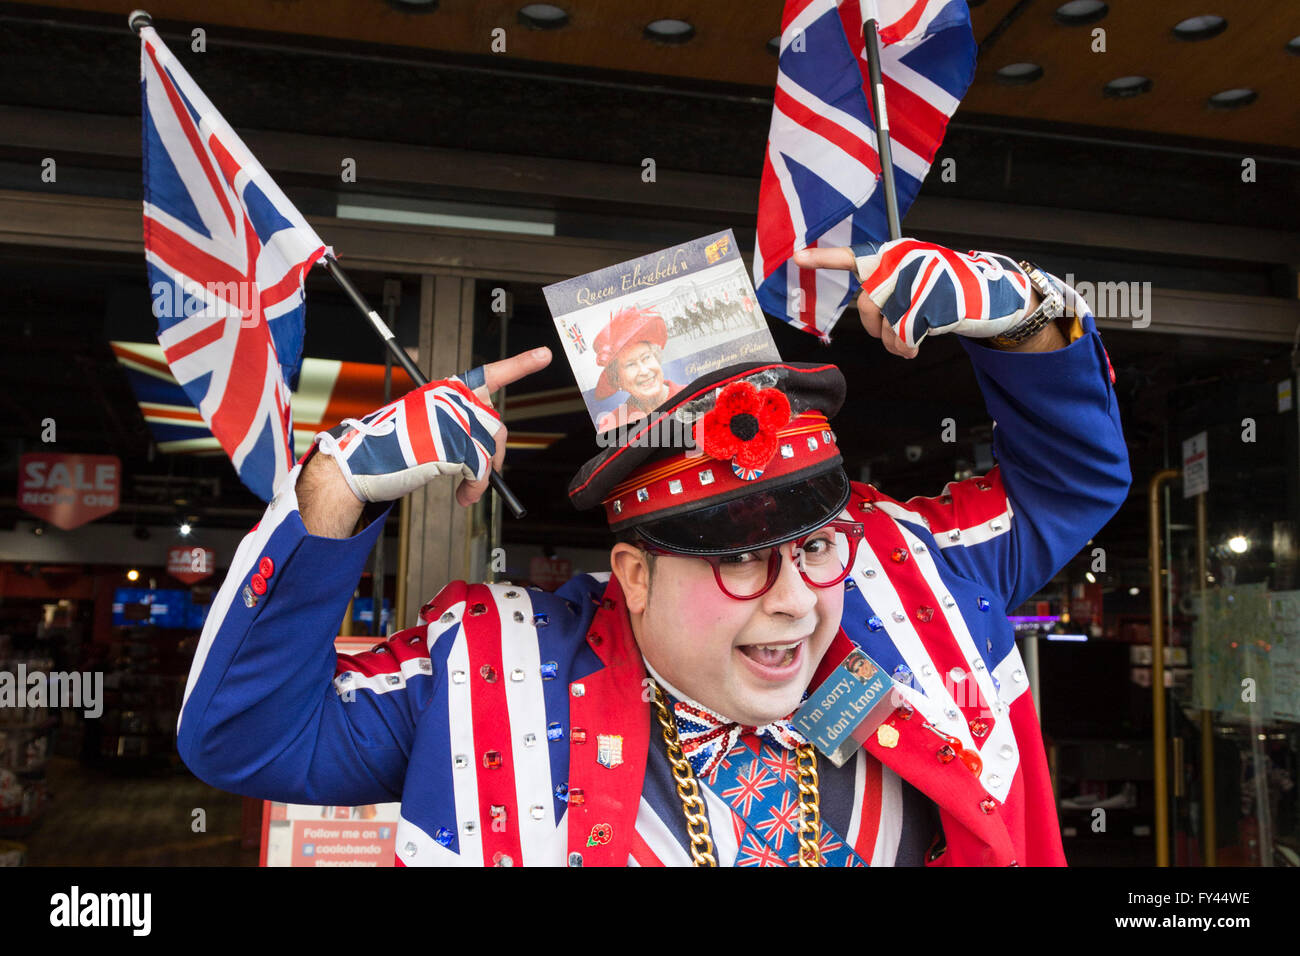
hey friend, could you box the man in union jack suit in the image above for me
[177,239,1129,866]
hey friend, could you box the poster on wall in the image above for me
[260,636,401,867]
[17,453,120,530]
[167,546,216,585]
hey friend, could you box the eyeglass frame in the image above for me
[637,519,865,600]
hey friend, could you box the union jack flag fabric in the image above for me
[312,377,501,503]
[139,26,329,502]
[670,698,807,779]
[754,0,977,340]
[852,239,1037,347]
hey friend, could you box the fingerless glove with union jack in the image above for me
[312,376,500,503]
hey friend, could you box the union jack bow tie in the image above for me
[673,699,807,780]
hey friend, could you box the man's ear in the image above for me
[610,543,651,614]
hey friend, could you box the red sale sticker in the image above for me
[18,453,121,530]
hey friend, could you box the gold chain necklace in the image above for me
[649,680,824,867]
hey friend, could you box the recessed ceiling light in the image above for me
[1173,15,1227,40]
[385,0,438,11]
[644,18,694,44]
[766,35,781,56]
[1287,34,1300,55]
[1054,1,1108,26]
[1103,75,1153,98]
[995,62,1044,85]
[518,4,569,29]
[1207,87,1257,109]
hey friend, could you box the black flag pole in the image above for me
[321,256,528,520]
[862,5,904,241]
[128,9,526,519]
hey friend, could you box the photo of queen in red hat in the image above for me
[592,305,684,433]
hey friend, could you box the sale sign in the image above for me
[18,454,121,530]
[168,546,216,584]
[529,555,573,591]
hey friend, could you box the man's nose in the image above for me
[761,544,818,618]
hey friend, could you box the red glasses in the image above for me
[640,520,865,600]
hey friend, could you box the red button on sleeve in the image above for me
[250,573,267,595]
[258,557,274,578]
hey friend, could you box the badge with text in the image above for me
[793,648,898,767]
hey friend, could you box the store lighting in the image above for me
[1228,535,1249,554]
[644,19,694,44]
[1173,15,1227,41]
[127,569,140,582]
[1085,571,1096,584]
[995,63,1044,85]
[336,195,556,237]
[1053,1,1108,27]
[1208,88,1257,110]
[179,522,192,537]
[1046,633,1088,642]
[1128,586,1140,596]
[1103,75,1153,98]
[518,4,569,30]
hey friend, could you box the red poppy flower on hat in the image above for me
[701,380,791,475]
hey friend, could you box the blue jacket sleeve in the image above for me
[176,463,421,806]
[928,309,1130,611]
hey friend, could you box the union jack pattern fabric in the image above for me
[312,377,501,503]
[709,740,865,866]
[852,239,1036,347]
[672,698,807,778]
[754,0,976,340]
[139,26,329,502]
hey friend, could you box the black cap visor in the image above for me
[633,467,851,556]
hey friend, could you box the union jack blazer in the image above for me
[177,313,1129,866]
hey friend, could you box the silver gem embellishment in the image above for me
[505,590,519,599]
[990,520,1003,531]
[439,611,455,624]
[403,842,417,857]
[463,821,477,834]
[698,469,714,485]
[451,670,467,684]
[523,733,536,748]
[510,668,525,682]
[636,487,649,503]
[823,430,832,444]
[454,754,468,769]
[913,543,926,554]
[612,499,622,514]
[863,568,877,578]
[242,586,257,608]
[892,610,905,622]
[949,668,965,682]
[973,659,986,671]
[513,610,525,623]
[945,707,959,721]
[568,852,583,867]
[530,805,546,820]
[988,774,1002,787]
[806,436,819,450]
[1012,669,1025,682]
[921,664,935,677]
[668,479,683,495]
[571,682,585,697]
[780,444,794,459]
[948,529,961,542]
[1000,744,1015,759]
[942,595,956,607]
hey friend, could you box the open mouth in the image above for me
[736,639,805,680]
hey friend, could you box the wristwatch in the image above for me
[988,261,1065,349]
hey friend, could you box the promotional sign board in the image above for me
[529,555,573,591]
[1182,431,1208,498]
[167,545,216,585]
[260,637,401,867]
[544,230,780,434]
[18,453,121,530]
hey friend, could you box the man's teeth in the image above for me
[741,641,802,667]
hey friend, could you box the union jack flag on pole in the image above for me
[139,25,329,502]
[754,0,977,341]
